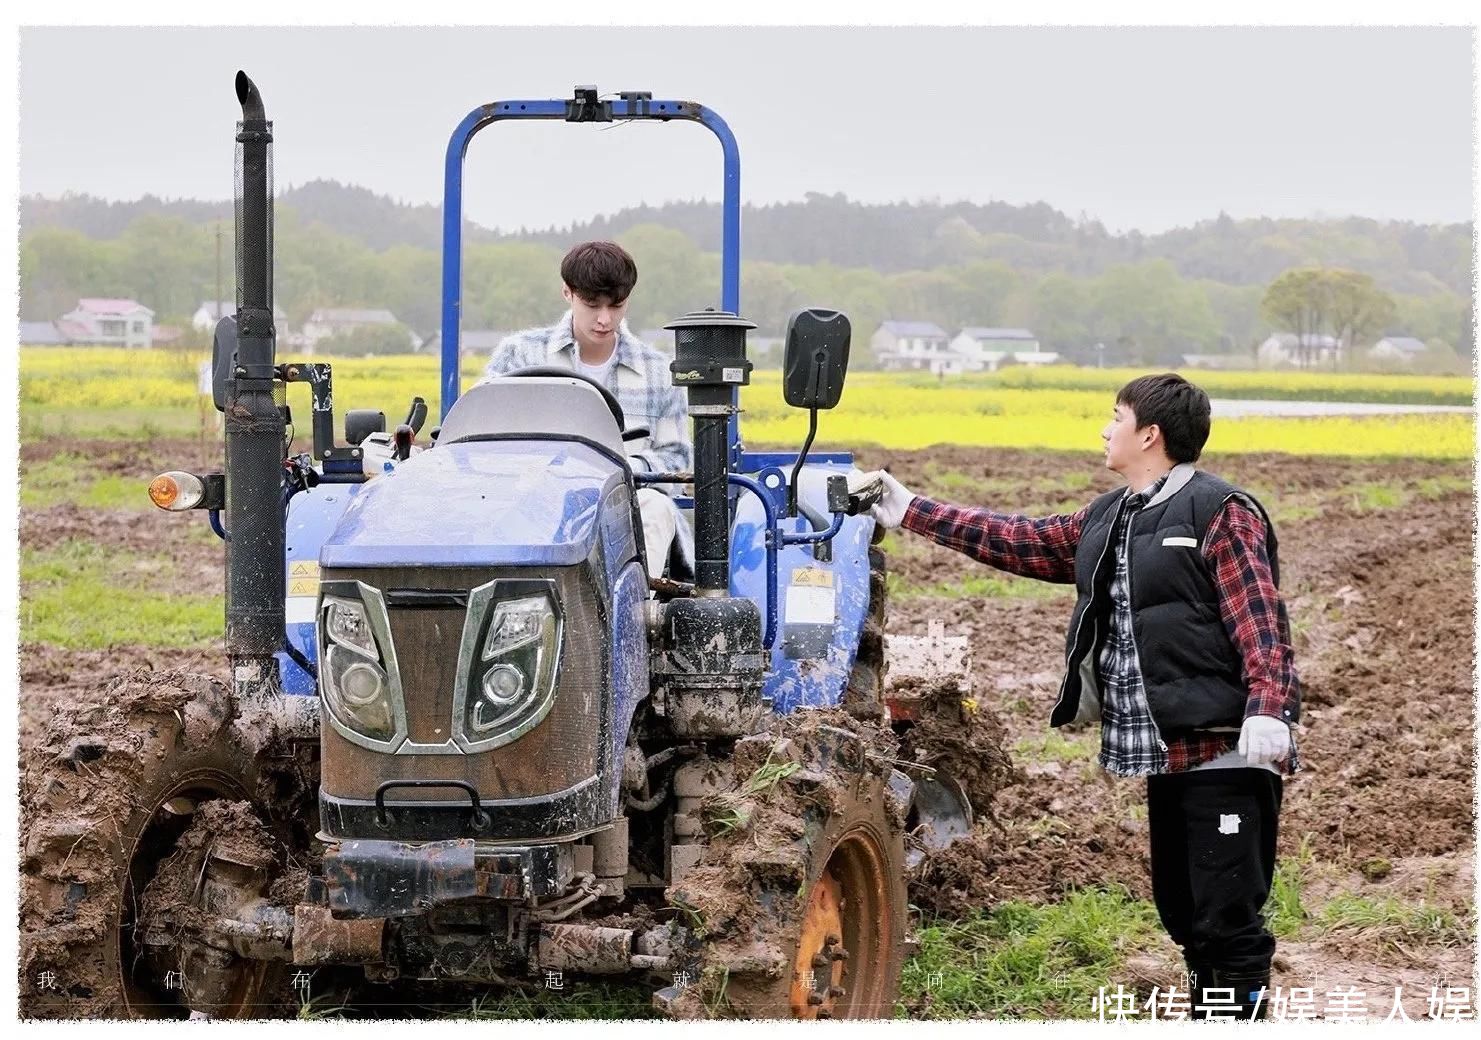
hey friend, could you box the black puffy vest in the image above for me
[1048,468,1282,735]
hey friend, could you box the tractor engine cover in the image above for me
[311,437,651,844]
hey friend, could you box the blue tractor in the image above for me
[20,74,971,1021]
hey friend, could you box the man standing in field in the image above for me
[855,373,1299,1020]
[483,240,691,580]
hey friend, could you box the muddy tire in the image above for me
[842,546,889,720]
[670,718,909,1020]
[19,670,291,1020]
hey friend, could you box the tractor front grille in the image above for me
[318,564,607,809]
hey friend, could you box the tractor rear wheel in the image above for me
[20,670,292,1019]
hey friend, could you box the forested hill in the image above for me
[21,181,1472,366]
[21,181,1472,296]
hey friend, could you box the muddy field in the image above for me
[16,437,1477,1018]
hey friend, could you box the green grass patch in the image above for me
[1264,839,1314,938]
[1315,894,1471,947]
[899,887,1164,1019]
[1013,731,1097,764]
[1412,474,1472,500]
[20,451,91,509]
[21,449,164,511]
[21,405,211,442]
[21,540,222,648]
[1269,501,1324,524]
[79,474,156,510]
[1347,482,1409,512]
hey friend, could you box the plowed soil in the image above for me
[15,438,1476,1019]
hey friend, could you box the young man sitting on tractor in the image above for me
[483,240,692,580]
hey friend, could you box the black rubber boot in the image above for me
[1216,969,1272,1021]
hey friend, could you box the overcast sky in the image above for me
[17,25,1476,234]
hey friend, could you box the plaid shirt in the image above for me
[902,475,1300,776]
[1098,476,1170,775]
[481,311,691,476]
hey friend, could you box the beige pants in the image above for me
[637,487,678,580]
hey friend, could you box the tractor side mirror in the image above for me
[344,409,386,446]
[782,308,850,410]
[210,316,239,413]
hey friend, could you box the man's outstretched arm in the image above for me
[856,470,1085,584]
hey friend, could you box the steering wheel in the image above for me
[503,365,625,430]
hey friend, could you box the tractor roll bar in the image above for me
[439,90,743,451]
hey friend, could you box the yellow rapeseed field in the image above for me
[19,348,1475,459]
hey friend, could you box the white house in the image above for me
[59,298,154,348]
[192,299,287,332]
[872,321,961,374]
[1369,336,1427,366]
[1258,332,1342,368]
[302,307,422,351]
[950,327,1039,372]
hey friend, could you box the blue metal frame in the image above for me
[439,95,742,444]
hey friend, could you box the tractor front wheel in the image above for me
[20,670,292,1019]
[672,724,909,1020]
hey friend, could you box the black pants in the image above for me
[1146,767,1283,978]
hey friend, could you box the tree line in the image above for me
[19,184,1473,369]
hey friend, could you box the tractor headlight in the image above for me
[318,586,405,749]
[324,597,377,658]
[456,583,562,750]
[323,646,395,740]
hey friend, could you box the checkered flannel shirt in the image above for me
[1097,476,1171,775]
[481,311,691,477]
[902,478,1300,776]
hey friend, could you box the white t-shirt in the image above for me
[575,350,618,386]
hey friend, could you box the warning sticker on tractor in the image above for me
[287,560,320,598]
[722,367,745,383]
[790,567,834,589]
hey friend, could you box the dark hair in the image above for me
[1116,373,1211,464]
[560,241,638,304]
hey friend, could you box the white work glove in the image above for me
[847,470,916,530]
[1238,715,1291,767]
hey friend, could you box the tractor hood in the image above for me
[321,439,625,568]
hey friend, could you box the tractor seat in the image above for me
[437,376,626,458]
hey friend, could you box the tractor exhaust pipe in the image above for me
[224,71,286,673]
[652,310,765,739]
[663,309,756,594]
